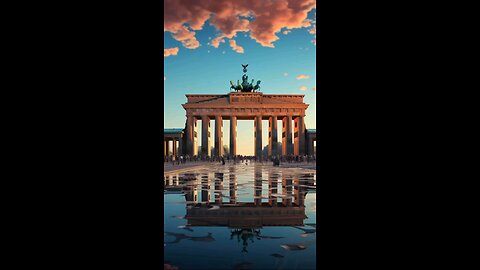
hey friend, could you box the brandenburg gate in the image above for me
[179,64,312,159]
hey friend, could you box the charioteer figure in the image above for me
[230,64,261,92]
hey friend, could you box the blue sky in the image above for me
[164,8,316,155]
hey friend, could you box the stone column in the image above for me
[287,115,293,155]
[282,116,293,156]
[230,116,237,158]
[299,116,305,155]
[185,115,194,156]
[172,138,177,158]
[310,138,315,156]
[254,116,262,159]
[193,117,198,156]
[164,140,167,157]
[201,116,211,157]
[294,117,299,155]
[215,115,223,157]
[294,116,305,155]
[178,135,183,156]
[268,116,278,158]
[165,139,170,156]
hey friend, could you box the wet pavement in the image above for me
[164,161,316,270]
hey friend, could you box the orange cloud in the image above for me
[229,39,244,53]
[299,86,307,91]
[172,26,200,49]
[164,0,316,48]
[211,36,226,48]
[312,87,316,91]
[296,75,310,80]
[164,47,179,57]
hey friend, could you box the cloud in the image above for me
[296,75,310,80]
[312,87,316,91]
[308,21,316,46]
[164,75,166,81]
[172,26,200,49]
[299,86,307,91]
[283,30,291,35]
[283,72,288,76]
[164,47,179,57]
[211,36,226,48]
[229,39,244,53]
[164,0,316,48]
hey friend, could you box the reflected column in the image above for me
[201,173,210,207]
[294,176,306,207]
[268,171,278,207]
[254,166,262,206]
[184,175,197,205]
[282,174,293,207]
[214,172,223,205]
[229,166,237,204]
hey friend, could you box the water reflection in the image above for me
[164,163,316,270]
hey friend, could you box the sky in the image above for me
[164,0,316,155]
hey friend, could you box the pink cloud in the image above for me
[296,75,310,80]
[164,47,179,57]
[164,0,316,48]
[312,87,316,91]
[229,39,244,53]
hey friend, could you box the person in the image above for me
[222,157,225,165]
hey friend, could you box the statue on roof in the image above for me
[230,64,261,92]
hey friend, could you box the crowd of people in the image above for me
[164,153,316,166]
